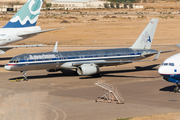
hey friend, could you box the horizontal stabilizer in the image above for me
[18,27,65,37]
[0,44,46,55]
[176,44,180,47]
[0,44,46,48]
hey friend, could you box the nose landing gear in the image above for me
[21,71,28,81]
[174,83,180,93]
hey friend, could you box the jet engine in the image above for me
[77,64,100,76]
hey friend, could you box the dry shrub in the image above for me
[103,15,110,18]
[111,16,117,18]
[90,18,98,21]
[61,20,70,23]
[65,16,77,19]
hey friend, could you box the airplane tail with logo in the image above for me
[130,19,158,49]
[3,0,43,28]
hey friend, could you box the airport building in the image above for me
[47,0,144,10]
[0,0,143,12]
[47,0,110,9]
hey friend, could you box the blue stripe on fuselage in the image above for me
[16,55,139,66]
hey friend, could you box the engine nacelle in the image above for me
[77,64,100,76]
[46,69,61,72]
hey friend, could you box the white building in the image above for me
[0,5,23,12]
[47,0,109,9]
[133,4,144,9]
[0,5,7,12]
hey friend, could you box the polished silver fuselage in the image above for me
[4,48,157,71]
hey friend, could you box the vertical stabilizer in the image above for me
[130,19,158,49]
[3,0,43,28]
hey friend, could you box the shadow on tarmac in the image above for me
[9,64,160,80]
[160,85,175,92]
[0,57,12,61]
[0,65,5,67]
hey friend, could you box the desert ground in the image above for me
[0,11,180,120]
[1,13,180,46]
[0,45,180,120]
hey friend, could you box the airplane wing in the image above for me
[17,27,65,37]
[0,44,46,54]
[72,50,161,67]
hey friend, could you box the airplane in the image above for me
[158,46,180,93]
[0,0,64,54]
[5,18,168,81]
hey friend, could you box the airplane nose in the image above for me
[4,65,11,71]
[158,66,165,75]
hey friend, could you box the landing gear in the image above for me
[21,71,28,81]
[174,83,180,93]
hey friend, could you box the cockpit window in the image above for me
[9,60,19,63]
[161,63,174,66]
[9,60,13,63]
[169,63,175,66]
[163,63,168,66]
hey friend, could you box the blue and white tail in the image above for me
[130,19,158,49]
[3,0,43,28]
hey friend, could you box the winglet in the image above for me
[153,50,161,61]
[53,42,58,52]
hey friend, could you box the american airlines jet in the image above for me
[0,0,64,54]
[5,19,165,80]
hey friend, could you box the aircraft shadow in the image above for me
[80,64,160,79]
[0,65,5,67]
[160,85,175,92]
[0,57,12,60]
[9,69,78,80]
[9,64,160,80]
[101,64,160,75]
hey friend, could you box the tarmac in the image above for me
[0,45,180,120]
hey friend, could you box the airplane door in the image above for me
[7,35,11,43]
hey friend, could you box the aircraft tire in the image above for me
[174,87,178,93]
[178,89,180,93]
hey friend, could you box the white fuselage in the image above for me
[0,26,41,46]
[158,53,180,78]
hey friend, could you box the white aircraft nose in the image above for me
[4,65,11,71]
[158,66,165,75]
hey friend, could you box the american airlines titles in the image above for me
[29,54,56,60]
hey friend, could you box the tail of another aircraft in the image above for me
[130,19,158,49]
[3,0,43,28]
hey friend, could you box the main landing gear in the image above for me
[21,71,28,81]
[174,83,180,93]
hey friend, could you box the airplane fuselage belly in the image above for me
[5,48,158,71]
[0,26,41,46]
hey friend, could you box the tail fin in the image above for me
[3,0,43,28]
[130,19,158,49]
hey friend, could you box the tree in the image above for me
[103,3,110,8]
[116,2,120,8]
[110,2,115,8]
[126,1,133,8]
[46,3,52,8]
